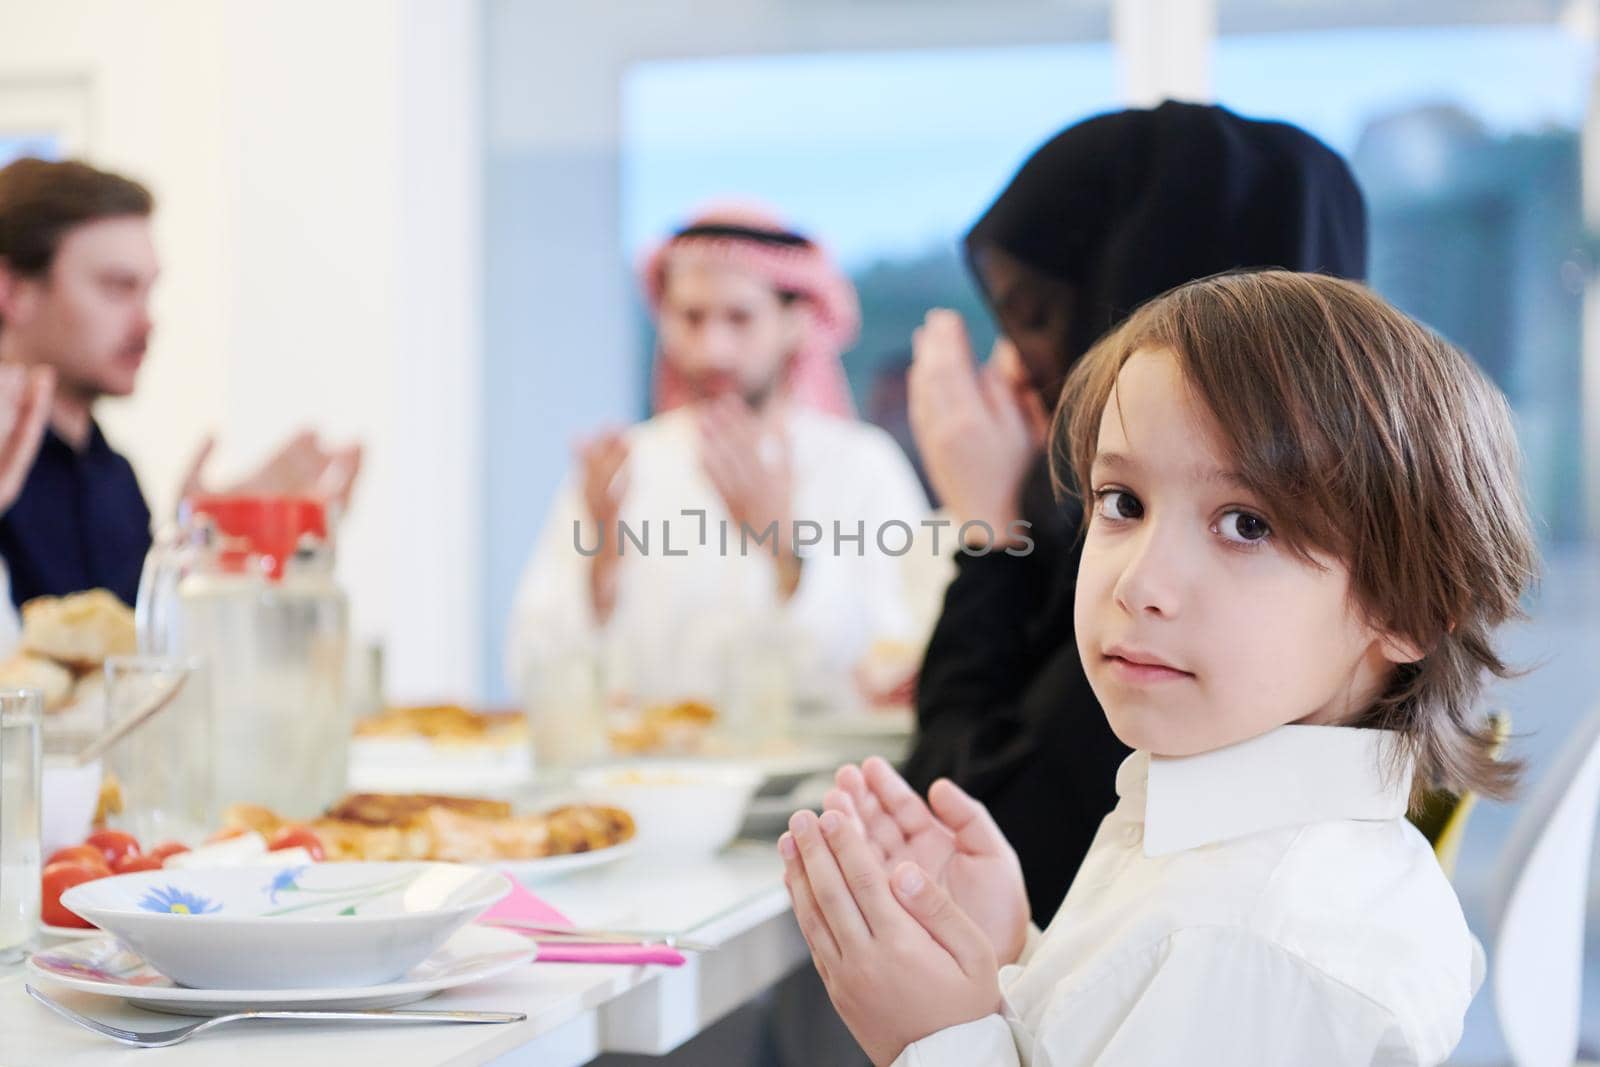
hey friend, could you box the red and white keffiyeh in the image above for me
[638,204,860,417]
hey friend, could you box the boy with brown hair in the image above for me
[782,270,1536,1066]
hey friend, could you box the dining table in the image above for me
[0,712,913,1066]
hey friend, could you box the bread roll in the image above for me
[0,653,74,711]
[21,589,137,670]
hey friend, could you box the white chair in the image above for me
[1491,701,1600,1067]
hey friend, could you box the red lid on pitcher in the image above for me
[185,496,328,580]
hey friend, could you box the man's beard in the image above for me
[684,372,780,412]
[57,332,147,401]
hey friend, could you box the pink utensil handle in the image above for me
[533,943,686,966]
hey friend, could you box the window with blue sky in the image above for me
[622,23,1591,538]
[0,134,61,166]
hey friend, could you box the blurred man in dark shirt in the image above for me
[0,158,359,610]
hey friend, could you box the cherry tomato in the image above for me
[45,845,111,874]
[83,829,140,867]
[146,841,191,863]
[111,853,165,874]
[267,826,325,862]
[206,826,247,844]
[40,861,103,928]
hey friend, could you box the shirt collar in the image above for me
[1115,724,1415,858]
[43,418,110,458]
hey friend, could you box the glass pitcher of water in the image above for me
[136,497,349,821]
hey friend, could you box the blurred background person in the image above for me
[508,204,930,722]
[902,102,1369,922]
[0,157,362,612]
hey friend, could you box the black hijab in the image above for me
[965,100,1368,398]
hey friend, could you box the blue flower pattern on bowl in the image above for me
[137,886,222,915]
[259,867,421,917]
[77,865,453,921]
[267,866,307,904]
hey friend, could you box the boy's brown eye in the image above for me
[1218,510,1271,544]
[1094,490,1143,521]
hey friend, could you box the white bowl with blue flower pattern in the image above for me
[58,862,511,990]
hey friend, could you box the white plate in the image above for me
[492,840,637,883]
[27,925,533,1016]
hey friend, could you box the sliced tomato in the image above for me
[267,826,325,862]
[83,829,140,867]
[111,853,165,874]
[40,861,103,928]
[45,845,111,875]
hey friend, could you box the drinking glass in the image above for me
[103,656,212,846]
[0,689,42,962]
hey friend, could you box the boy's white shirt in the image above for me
[507,406,934,705]
[894,725,1483,1067]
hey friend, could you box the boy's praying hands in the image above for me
[825,757,1031,966]
[780,802,1002,1067]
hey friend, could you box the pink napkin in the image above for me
[478,878,686,967]
[479,879,573,926]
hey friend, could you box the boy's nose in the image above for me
[1112,525,1185,619]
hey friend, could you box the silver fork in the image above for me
[26,984,525,1048]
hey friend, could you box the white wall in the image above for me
[0,0,482,702]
